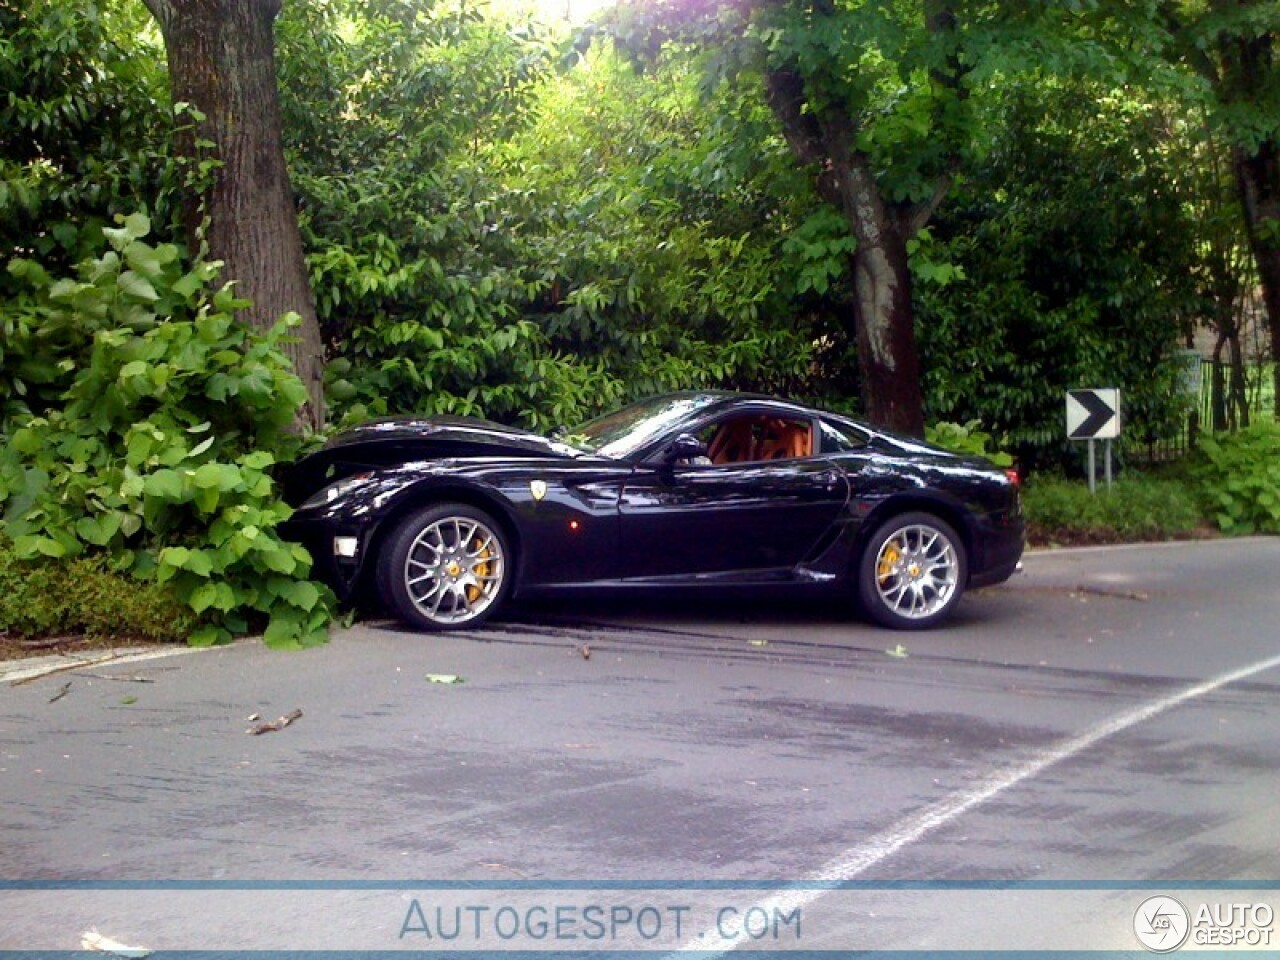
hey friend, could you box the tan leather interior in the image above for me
[758,419,812,460]
[707,420,756,464]
[707,416,813,464]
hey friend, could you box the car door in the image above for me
[616,413,850,581]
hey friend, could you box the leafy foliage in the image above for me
[925,420,1013,468]
[278,0,616,431]
[1194,423,1280,535]
[916,82,1201,468]
[498,49,822,406]
[0,0,173,277]
[0,214,333,647]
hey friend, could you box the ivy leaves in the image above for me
[0,213,333,648]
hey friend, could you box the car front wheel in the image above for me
[378,503,511,630]
[857,512,967,630]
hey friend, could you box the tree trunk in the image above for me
[1236,143,1280,418]
[143,0,326,430]
[1228,330,1249,429]
[838,158,925,436]
[759,0,964,437]
[1220,16,1280,420]
[764,67,929,437]
[1210,332,1228,431]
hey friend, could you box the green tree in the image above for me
[496,47,822,403]
[274,0,623,429]
[1176,103,1259,432]
[1158,0,1280,415]
[609,0,1022,435]
[1,0,176,418]
[916,80,1201,466]
[1,213,334,647]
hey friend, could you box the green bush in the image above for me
[926,419,1013,467]
[1023,473,1205,544]
[1194,423,1280,535]
[916,86,1199,470]
[0,213,333,648]
[0,548,195,643]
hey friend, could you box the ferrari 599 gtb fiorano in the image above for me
[281,392,1024,631]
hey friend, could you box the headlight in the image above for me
[300,472,374,510]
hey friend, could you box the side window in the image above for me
[700,418,753,464]
[699,415,815,465]
[819,420,871,453]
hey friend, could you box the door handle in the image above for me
[820,469,841,490]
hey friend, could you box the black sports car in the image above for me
[281,392,1024,631]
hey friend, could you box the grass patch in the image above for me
[1023,471,1210,546]
[0,549,196,651]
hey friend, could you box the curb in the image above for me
[1025,534,1274,557]
[1,644,211,686]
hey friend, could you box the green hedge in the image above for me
[1023,473,1205,545]
[0,548,195,643]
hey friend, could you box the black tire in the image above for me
[857,511,967,630]
[377,503,512,631]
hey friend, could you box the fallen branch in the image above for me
[19,636,79,651]
[1074,584,1150,602]
[247,708,303,735]
[71,672,156,683]
[48,681,72,704]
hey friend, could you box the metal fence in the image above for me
[1197,359,1276,433]
[1128,358,1275,463]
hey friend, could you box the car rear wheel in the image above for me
[378,503,511,630]
[857,511,967,630]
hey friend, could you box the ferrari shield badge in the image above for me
[529,479,547,502]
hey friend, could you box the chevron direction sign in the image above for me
[1066,388,1121,440]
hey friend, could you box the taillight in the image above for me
[1003,467,1020,487]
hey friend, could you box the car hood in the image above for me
[325,415,572,457]
[283,415,576,504]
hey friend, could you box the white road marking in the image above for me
[675,649,1280,956]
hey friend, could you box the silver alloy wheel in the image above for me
[403,515,505,625]
[873,522,960,621]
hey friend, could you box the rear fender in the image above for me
[852,493,975,571]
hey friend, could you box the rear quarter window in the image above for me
[819,420,871,453]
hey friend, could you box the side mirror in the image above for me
[663,433,709,465]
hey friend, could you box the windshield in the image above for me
[566,394,722,460]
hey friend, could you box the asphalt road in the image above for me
[2,538,1278,953]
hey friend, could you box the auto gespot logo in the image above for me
[1134,896,1274,952]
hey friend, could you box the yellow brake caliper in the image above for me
[878,544,901,584]
[468,539,491,604]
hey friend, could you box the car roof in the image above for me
[675,390,832,422]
